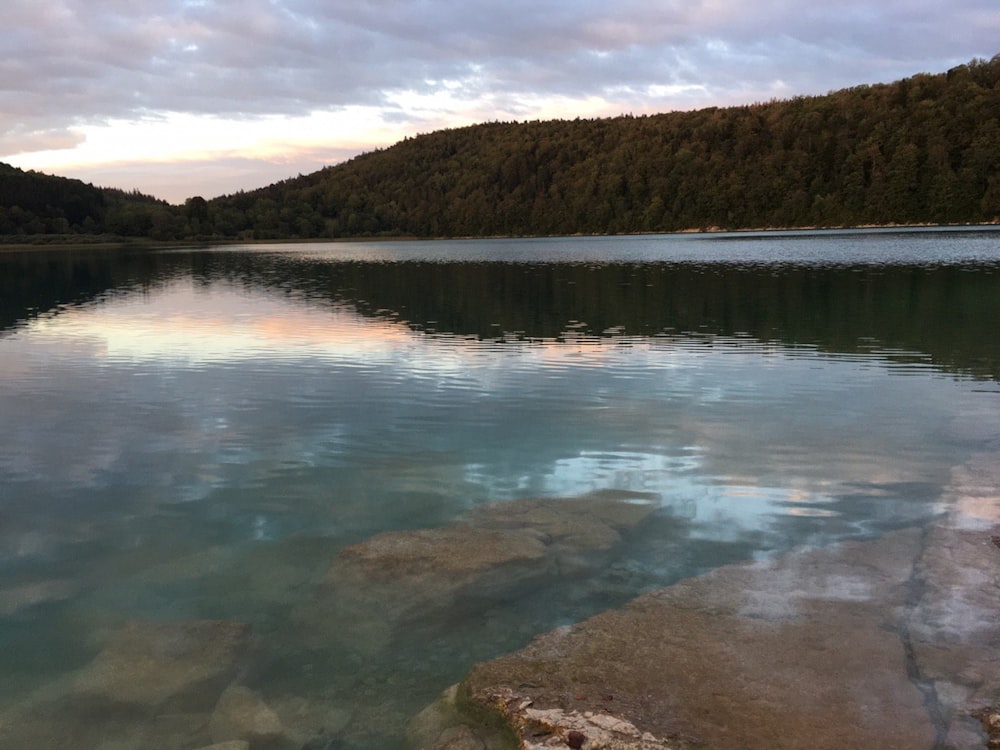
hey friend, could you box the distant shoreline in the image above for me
[3,221,999,253]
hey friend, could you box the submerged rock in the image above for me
[74,619,254,713]
[0,619,254,750]
[208,686,286,748]
[331,525,551,608]
[297,490,660,651]
[464,491,661,569]
[0,577,78,617]
[408,684,512,750]
[406,446,1000,750]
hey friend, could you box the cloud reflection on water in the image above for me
[3,275,990,565]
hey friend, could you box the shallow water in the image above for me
[1,229,1000,748]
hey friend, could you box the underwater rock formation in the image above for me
[409,448,1000,749]
[297,490,660,652]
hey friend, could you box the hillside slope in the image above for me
[207,55,1000,238]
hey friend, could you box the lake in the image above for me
[1,228,999,749]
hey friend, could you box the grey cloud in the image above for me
[0,126,86,156]
[1,0,997,157]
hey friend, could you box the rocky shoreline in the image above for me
[1,456,997,749]
[411,448,1000,750]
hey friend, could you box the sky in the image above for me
[2,1,997,204]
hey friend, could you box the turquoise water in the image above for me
[1,229,999,748]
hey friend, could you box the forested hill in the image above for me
[0,162,172,241]
[4,55,1000,241]
[216,56,999,238]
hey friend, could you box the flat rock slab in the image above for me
[428,447,1000,749]
[907,447,1000,747]
[459,529,936,750]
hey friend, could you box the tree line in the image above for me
[0,163,175,241]
[3,55,999,241]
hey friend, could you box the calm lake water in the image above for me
[2,228,1000,748]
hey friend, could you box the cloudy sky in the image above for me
[2,1,997,204]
